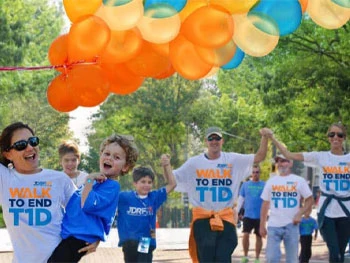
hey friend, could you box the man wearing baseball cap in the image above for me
[173,126,271,262]
[260,154,313,263]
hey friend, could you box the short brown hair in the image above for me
[100,134,138,175]
[58,140,81,160]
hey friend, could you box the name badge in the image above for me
[137,237,151,253]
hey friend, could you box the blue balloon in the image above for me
[221,47,245,70]
[251,0,302,36]
[144,0,187,12]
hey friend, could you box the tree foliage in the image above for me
[0,0,72,169]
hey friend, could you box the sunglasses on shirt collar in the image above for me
[6,136,40,151]
[327,132,344,138]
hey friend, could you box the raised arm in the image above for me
[270,134,304,162]
[161,154,177,193]
[253,128,270,163]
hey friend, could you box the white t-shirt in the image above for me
[0,165,76,263]
[303,151,350,218]
[261,174,312,227]
[71,171,88,188]
[174,152,254,211]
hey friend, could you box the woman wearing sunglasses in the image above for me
[269,123,350,263]
[0,122,97,263]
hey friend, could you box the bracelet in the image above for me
[86,178,93,184]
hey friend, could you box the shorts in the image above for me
[242,217,261,236]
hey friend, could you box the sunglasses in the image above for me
[207,136,222,142]
[7,136,40,151]
[328,132,345,138]
[252,171,260,174]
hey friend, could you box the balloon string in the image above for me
[0,61,97,72]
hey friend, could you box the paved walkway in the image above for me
[1,227,349,262]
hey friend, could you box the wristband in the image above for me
[86,178,93,184]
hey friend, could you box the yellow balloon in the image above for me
[63,0,102,23]
[233,14,279,57]
[179,0,207,21]
[307,0,350,29]
[95,0,144,30]
[137,14,181,44]
[210,0,259,14]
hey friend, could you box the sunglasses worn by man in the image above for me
[327,132,344,138]
[6,136,40,151]
[207,135,222,142]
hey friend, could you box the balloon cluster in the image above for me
[47,0,350,112]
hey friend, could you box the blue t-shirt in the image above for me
[299,216,318,236]
[61,179,120,243]
[117,188,167,247]
[239,180,265,219]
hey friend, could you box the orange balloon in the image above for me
[47,74,78,112]
[179,0,207,21]
[233,14,279,57]
[153,64,176,79]
[100,28,143,64]
[210,0,259,14]
[299,0,309,13]
[137,14,181,44]
[48,34,69,73]
[68,15,111,63]
[307,0,350,29]
[169,34,213,80]
[195,39,236,67]
[63,0,102,23]
[126,41,171,77]
[67,65,110,107]
[102,63,144,95]
[181,6,234,48]
[95,0,144,31]
[150,42,170,57]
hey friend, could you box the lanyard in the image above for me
[134,191,155,237]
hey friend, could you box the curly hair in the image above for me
[99,134,138,175]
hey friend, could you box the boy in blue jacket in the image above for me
[48,134,138,262]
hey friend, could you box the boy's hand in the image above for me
[88,173,107,183]
[161,154,171,167]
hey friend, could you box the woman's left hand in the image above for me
[78,240,100,254]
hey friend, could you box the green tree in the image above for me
[0,0,73,169]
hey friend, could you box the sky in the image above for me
[69,106,99,153]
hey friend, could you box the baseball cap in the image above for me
[274,154,288,162]
[205,127,222,138]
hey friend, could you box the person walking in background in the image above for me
[299,206,318,263]
[48,134,138,263]
[237,165,265,263]
[0,122,97,263]
[58,140,88,187]
[117,154,176,263]
[269,123,350,263]
[259,154,313,263]
[173,126,270,263]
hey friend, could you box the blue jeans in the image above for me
[266,223,299,263]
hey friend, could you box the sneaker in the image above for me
[241,257,249,263]
[254,259,260,263]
